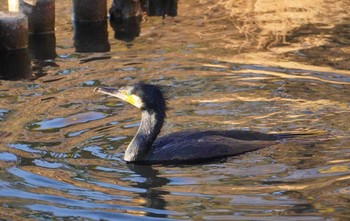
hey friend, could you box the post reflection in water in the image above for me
[19,0,57,60]
[110,18,141,43]
[73,21,110,53]
[108,0,142,42]
[0,49,32,80]
[28,33,57,60]
[127,164,170,218]
[108,0,179,42]
[146,0,178,17]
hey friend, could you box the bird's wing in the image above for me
[147,135,277,163]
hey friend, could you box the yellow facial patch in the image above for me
[95,87,143,109]
[95,87,143,108]
[124,94,143,109]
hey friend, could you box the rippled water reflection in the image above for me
[0,0,350,220]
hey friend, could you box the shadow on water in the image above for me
[285,22,350,70]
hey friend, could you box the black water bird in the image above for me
[95,83,298,164]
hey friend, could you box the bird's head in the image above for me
[95,83,167,113]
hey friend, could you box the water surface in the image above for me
[0,0,349,220]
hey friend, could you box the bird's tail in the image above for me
[272,130,334,145]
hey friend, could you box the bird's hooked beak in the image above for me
[94,87,143,108]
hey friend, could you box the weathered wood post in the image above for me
[72,0,107,22]
[0,12,32,80]
[19,0,56,60]
[72,0,110,52]
[109,0,142,42]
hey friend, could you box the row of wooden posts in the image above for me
[1,0,110,80]
[0,0,178,80]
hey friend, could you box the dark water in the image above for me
[1,0,350,220]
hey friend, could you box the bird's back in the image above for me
[144,129,279,163]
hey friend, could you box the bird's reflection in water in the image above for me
[127,164,170,218]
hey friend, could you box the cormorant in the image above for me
[95,83,295,164]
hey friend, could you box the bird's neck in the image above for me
[124,109,164,162]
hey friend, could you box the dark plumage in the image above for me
[95,83,297,164]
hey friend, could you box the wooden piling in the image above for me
[19,0,55,34]
[72,0,107,22]
[0,12,28,51]
[19,0,56,60]
[0,12,32,80]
